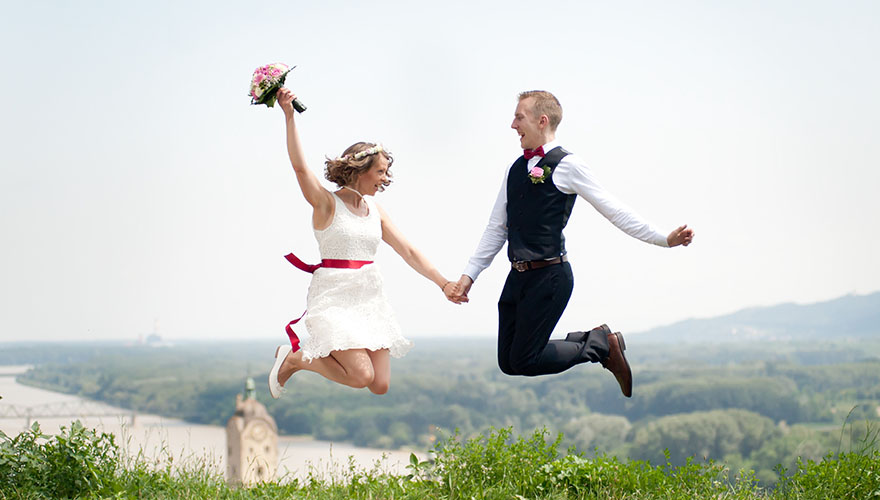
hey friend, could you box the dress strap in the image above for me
[342,185,365,200]
[337,186,370,216]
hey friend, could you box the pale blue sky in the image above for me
[1,0,878,342]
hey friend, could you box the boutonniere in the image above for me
[529,165,551,184]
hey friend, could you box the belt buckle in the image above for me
[512,261,529,272]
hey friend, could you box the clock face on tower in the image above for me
[248,421,269,441]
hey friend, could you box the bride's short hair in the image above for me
[324,142,393,190]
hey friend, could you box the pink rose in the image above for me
[529,166,544,177]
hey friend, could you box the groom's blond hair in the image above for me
[518,90,562,131]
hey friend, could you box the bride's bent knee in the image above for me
[348,367,375,388]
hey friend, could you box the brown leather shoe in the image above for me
[601,331,632,398]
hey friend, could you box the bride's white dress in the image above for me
[300,193,412,361]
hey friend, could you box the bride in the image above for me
[268,87,464,399]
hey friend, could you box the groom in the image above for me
[453,91,694,397]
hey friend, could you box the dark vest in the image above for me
[507,146,576,262]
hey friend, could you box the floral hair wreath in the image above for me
[336,144,386,162]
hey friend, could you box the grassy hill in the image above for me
[3,421,878,499]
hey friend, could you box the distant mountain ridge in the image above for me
[636,291,880,343]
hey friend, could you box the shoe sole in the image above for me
[613,332,632,397]
[268,345,290,399]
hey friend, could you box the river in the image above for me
[0,365,421,481]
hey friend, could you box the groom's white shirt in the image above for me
[463,139,669,281]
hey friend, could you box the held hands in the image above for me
[442,275,472,304]
[667,224,695,247]
[442,274,473,305]
[442,281,467,304]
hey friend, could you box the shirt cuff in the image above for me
[462,263,484,282]
[656,233,670,247]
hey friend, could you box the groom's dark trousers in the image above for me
[497,261,610,376]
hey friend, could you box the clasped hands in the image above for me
[442,275,473,305]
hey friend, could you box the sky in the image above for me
[1,0,878,344]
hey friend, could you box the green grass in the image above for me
[1,422,878,499]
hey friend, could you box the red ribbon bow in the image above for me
[282,253,374,353]
[523,146,545,160]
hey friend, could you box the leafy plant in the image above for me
[0,420,120,498]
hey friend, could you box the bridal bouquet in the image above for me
[249,63,306,112]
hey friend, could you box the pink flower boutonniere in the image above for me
[529,165,551,184]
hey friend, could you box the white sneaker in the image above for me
[268,345,292,399]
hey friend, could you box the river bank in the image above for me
[0,365,422,480]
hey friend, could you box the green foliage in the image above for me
[769,361,880,409]
[626,377,807,422]
[426,427,562,498]
[540,453,761,499]
[3,424,878,499]
[775,420,880,499]
[777,450,880,499]
[629,409,780,466]
[560,413,631,457]
[0,421,119,498]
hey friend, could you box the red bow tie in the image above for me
[523,146,545,160]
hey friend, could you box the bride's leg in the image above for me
[279,348,375,389]
[366,349,391,395]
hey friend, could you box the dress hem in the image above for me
[300,340,413,362]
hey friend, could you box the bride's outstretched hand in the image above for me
[443,281,468,304]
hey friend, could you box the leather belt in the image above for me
[511,254,568,272]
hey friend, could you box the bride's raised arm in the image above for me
[277,87,334,228]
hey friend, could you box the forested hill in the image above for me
[636,291,880,344]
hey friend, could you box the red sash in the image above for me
[283,253,373,352]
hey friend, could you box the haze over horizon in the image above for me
[2,1,878,343]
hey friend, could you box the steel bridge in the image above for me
[0,401,136,428]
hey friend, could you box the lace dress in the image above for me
[299,193,412,361]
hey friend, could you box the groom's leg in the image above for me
[565,325,612,363]
[497,270,521,375]
[504,263,586,376]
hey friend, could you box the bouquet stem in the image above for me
[291,97,307,113]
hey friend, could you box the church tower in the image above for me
[226,377,279,485]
